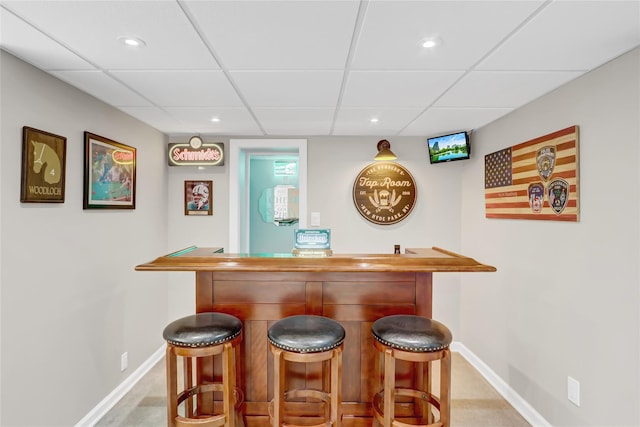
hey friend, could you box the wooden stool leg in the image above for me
[273,348,285,427]
[331,347,342,427]
[440,349,451,427]
[167,346,178,427]
[421,361,433,424]
[222,343,236,427]
[183,356,194,418]
[383,348,395,427]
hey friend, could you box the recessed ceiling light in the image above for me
[211,117,221,123]
[118,36,146,47]
[421,37,442,49]
[370,118,379,123]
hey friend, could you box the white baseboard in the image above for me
[74,345,165,427]
[451,341,552,427]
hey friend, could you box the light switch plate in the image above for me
[567,376,580,406]
[310,212,321,227]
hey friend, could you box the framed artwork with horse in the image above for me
[20,126,67,203]
[83,132,136,209]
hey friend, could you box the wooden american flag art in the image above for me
[484,126,579,221]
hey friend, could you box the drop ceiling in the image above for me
[1,0,639,138]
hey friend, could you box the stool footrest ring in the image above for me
[269,389,338,427]
[394,388,441,409]
[372,389,442,427]
[175,385,244,427]
[175,413,225,427]
[177,384,244,411]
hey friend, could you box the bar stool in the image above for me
[163,312,244,427]
[268,315,345,427]
[371,315,452,427]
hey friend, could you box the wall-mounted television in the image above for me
[427,131,470,164]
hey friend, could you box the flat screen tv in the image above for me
[427,131,470,164]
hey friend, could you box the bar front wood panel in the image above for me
[197,270,427,426]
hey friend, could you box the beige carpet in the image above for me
[95,352,531,427]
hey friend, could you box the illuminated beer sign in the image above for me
[168,139,224,166]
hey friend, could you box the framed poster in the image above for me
[20,126,67,203]
[185,180,212,216]
[83,132,136,209]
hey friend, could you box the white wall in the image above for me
[460,47,640,426]
[0,51,170,426]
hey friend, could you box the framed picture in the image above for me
[20,126,67,203]
[83,132,136,209]
[185,180,212,216]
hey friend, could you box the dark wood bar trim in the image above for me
[195,271,213,313]
[415,272,433,319]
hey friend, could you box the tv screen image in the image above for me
[427,131,470,164]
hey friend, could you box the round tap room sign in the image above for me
[352,161,417,225]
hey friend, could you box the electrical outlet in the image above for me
[121,352,128,372]
[567,376,580,406]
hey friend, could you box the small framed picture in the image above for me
[83,132,136,209]
[185,181,212,216]
[20,126,67,203]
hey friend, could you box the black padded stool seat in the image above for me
[163,312,244,427]
[163,312,243,348]
[268,314,345,353]
[371,314,452,352]
[371,315,452,427]
[268,315,345,427]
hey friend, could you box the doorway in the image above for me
[229,139,307,253]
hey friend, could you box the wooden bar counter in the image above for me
[136,247,495,427]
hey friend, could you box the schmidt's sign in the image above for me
[168,138,224,166]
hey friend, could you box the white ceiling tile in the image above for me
[435,71,584,108]
[400,107,514,137]
[111,71,244,107]
[230,71,344,107]
[50,70,153,107]
[478,1,640,71]
[1,8,95,70]
[333,107,424,135]
[184,0,360,69]
[163,107,263,135]
[118,107,187,134]
[2,0,218,70]
[352,0,546,69]
[252,108,335,135]
[341,71,463,107]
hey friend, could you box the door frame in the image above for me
[229,139,307,253]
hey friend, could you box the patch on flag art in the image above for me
[528,183,545,213]
[547,179,570,214]
[484,126,579,222]
[536,146,555,181]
